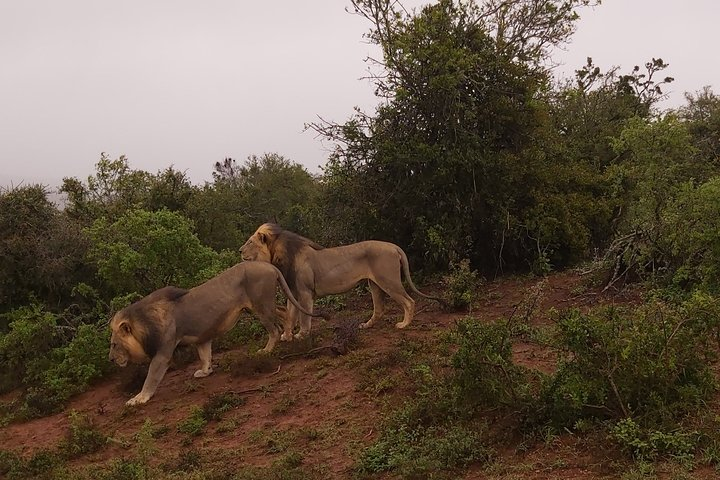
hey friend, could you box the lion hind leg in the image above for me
[256,307,282,353]
[278,303,294,342]
[361,280,386,329]
[193,341,214,378]
[383,285,415,329]
[371,274,416,329]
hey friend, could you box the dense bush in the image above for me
[538,303,716,429]
[85,208,233,296]
[0,304,59,394]
[451,317,531,410]
[0,185,90,313]
[442,260,483,311]
[359,293,720,474]
[355,364,494,478]
[0,304,112,418]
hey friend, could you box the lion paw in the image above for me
[126,394,150,406]
[293,331,309,340]
[280,332,294,342]
[359,321,372,329]
[193,368,213,378]
[394,321,410,329]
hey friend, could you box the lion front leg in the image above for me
[193,341,214,378]
[294,293,314,339]
[126,354,171,406]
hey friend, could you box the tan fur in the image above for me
[108,261,328,406]
[240,223,441,338]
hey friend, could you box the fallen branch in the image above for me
[279,345,345,360]
[226,386,271,396]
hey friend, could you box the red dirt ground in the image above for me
[2,271,711,479]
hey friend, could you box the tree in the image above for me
[186,154,320,250]
[310,0,595,271]
[0,185,90,312]
[61,153,194,223]
[679,86,720,162]
[85,209,226,296]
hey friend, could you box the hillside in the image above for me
[5,271,705,479]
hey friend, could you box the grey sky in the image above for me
[1,1,718,188]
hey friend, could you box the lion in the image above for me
[108,261,328,405]
[239,223,442,339]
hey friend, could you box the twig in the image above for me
[607,368,629,418]
[226,386,270,396]
[279,345,339,360]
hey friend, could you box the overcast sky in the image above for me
[1,1,718,188]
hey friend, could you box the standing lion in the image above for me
[108,261,327,405]
[239,223,442,339]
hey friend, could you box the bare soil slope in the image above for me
[0,272,665,479]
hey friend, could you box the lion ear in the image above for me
[258,232,268,244]
[118,320,132,335]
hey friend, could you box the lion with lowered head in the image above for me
[108,261,328,406]
[240,223,442,339]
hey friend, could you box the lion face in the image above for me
[108,314,150,366]
[240,232,272,262]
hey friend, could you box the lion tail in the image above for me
[273,266,330,321]
[397,246,447,306]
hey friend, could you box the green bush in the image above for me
[537,303,716,429]
[611,417,697,461]
[43,324,112,401]
[451,317,531,410]
[59,410,107,458]
[443,259,482,311]
[0,448,63,480]
[0,304,59,393]
[0,304,113,418]
[177,393,246,437]
[356,350,495,478]
[177,406,207,437]
[85,208,226,295]
[356,402,493,478]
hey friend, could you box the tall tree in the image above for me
[310,0,595,271]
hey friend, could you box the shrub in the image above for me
[43,324,112,401]
[356,407,493,478]
[451,317,531,410]
[0,448,64,480]
[0,304,59,394]
[356,351,494,478]
[537,303,717,429]
[59,410,107,458]
[85,208,226,295]
[611,417,697,461]
[443,259,482,311]
[0,304,112,418]
[177,393,245,437]
[177,406,207,437]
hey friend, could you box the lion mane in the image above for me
[240,223,442,339]
[252,223,324,293]
[108,261,328,406]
